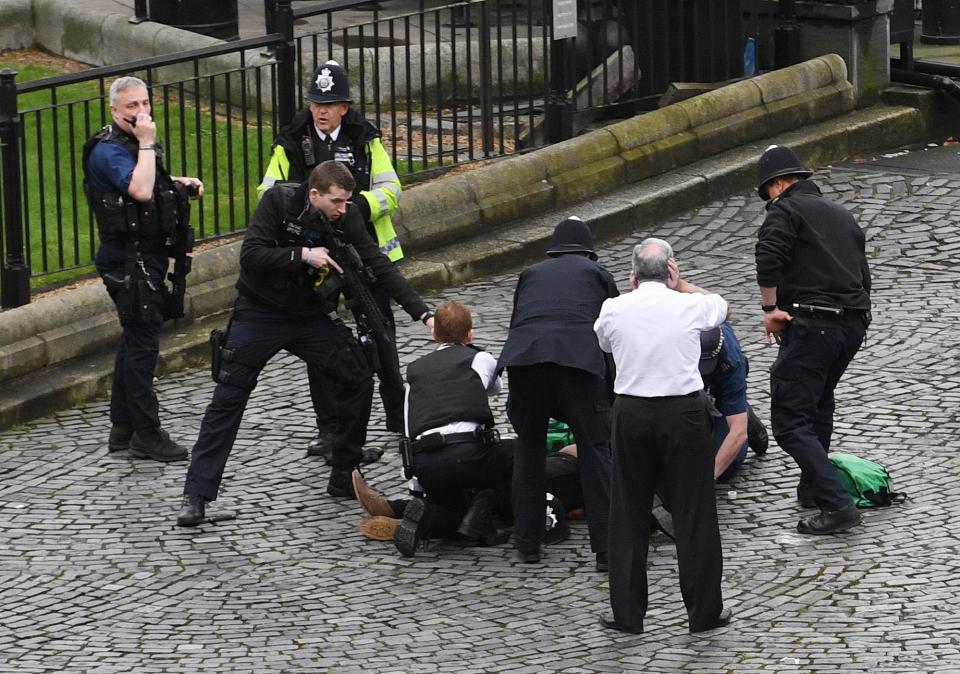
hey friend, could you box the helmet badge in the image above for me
[316,68,335,93]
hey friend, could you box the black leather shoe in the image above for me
[690,607,732,633]
[797,504,861,535]
[129,428,187,462]
[327,469,356,499]
[394,496,427,558]
[177,494,205,527]
[796,481,816,508]
[599,613,643,634]
[108,424,133,452]
[595,551,609,572]
[517,549,541,564]
[306,430,335,461]
[746,405,768,455]
[359,446,384,465]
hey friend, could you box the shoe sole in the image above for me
[176,515,203,527]
[358,516,399,540]
[394,498,426,558]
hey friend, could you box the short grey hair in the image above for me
[631,237,673,282]
[110,76,148,106]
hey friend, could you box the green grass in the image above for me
[3,61,274,291]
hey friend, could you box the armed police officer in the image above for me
[755,145,871,535]
[177,161,432,526]
[259,61,406,458]
[84,76,202,462]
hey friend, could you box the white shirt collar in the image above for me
[316,124,341,142]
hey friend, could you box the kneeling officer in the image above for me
[178,161,433,526]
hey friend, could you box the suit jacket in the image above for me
[497,254,619,377]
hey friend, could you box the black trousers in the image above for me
[413,437,514,538]
[183,297,373,501]
[770,314,866,511]
[95,245,167,432]
[308,285,405,432]
[507,364,612,555]
[608,393,723,633]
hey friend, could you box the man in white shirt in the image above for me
[593,237,732,635]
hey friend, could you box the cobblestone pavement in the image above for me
[3,157,960,673]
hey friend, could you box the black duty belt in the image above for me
[411,427,504,453]
[791,303,866,319]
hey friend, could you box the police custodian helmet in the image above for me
[756,144,812,200]
[546,216,598,260]
[306,60,352,104]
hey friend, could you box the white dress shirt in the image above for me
[594,281,727,397]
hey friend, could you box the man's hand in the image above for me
[424,316,434,331]
[763,308,792,344]
[173,177,204,198]
[302,246,344,273]
[132,112,157,145]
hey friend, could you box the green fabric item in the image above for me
[829,453,903,508]
[546,420,574,454]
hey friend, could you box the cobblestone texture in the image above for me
[2,160,960,672]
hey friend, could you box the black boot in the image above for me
[394,496,427,558]
[747,405,768,455]
[130,428,188,462]
[327,468,356,499]
[177,494,206,527]
[797,504,861,535]
[456,489,501,546]
[108,424,133,453]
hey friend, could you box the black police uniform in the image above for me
[83,125,186,437]
[269,65,405,434]
[404,344,513,540]
[497,218,618,560]
[756,177,871,512]
[182,182,429,504]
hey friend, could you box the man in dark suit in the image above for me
[497,217,618,568]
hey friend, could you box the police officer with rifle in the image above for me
[177,161,433,526]
[84,76,202,462]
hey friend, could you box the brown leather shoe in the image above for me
[352,470,394,517]
[358,516,400,541]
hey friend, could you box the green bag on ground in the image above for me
[829,453,905,508]
[546,420,574,453]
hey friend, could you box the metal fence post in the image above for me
[774,0,801,69]
[478,1,494,157]
[545,0,575,143]
[0,69,30,308]
[264,0,276,35]
[130,0,148,24]
[275,0,297,126]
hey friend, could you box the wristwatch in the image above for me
[762,304,777,313]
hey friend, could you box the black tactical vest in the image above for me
[406,344,495,439]
[82,125,182,252]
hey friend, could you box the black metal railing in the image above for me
[2,0,752,307]
[1,31,295,306]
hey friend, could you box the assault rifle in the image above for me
[164,184,195,320]
[299,216,389,374]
